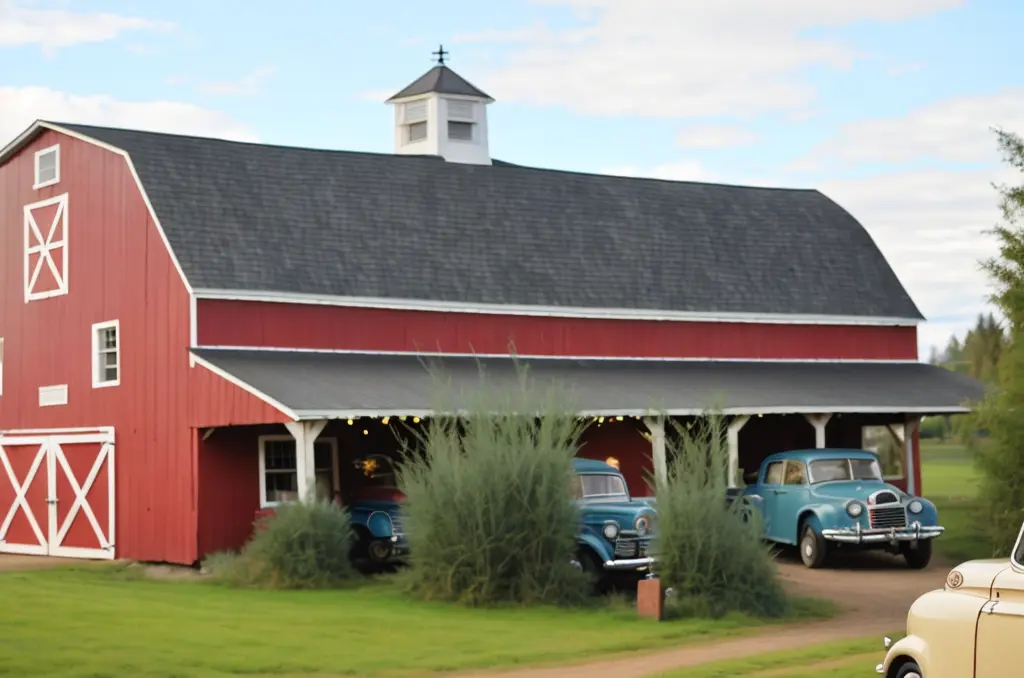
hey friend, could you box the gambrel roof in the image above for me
[9,121,924,320]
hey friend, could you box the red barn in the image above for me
[0,62,983,565]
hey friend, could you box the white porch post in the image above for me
[803,413,832,449]
[284,419,328,502]
[727,415,750,488]
[643,417,667,488]
[904,415,921,496]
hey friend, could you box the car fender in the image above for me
[350,507,395,539]
[796,504,838,541]
[578,532,614,562]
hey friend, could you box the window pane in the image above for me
[783,461,806,485]
[408,122,427,142]
[850,458,883,481]
[448,121,473,141]
[765,462,784,485]
[809,459,852,483]
[264,440,296,471]
[314,442,332,470]
[266,470,298,503]
[103,366,118,381]
[102,328,117,349]
[579,474,626,497]
[37,151,57,182]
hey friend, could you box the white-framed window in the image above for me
[258,435,340,507]
[33,145,60,190]
[447,121,474,141]
[91,320,120,388]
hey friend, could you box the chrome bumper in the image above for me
[822,521,944,544]
[875,635,892,674]
[603,556,655,571]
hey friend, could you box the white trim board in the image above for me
[193,288,923,327]
[194,344,922,364]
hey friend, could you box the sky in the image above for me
[2,0,1021,358]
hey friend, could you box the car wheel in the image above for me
[576,548,607,593]
[895,660,922,678]
[902,540,932,570]
[799,524,828,568]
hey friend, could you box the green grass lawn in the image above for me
[655,632,902,678]
[920,438,993,563]
[0,564,832,678]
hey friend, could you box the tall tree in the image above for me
[970,128,1024,554]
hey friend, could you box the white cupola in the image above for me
[387,46,494,165]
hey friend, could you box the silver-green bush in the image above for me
[205,498,356,589]
[655,413,790,618]
[396,368,591,605]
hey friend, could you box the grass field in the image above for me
[919,438,993,563]
[656,632,902,678]
[0,564,832,678]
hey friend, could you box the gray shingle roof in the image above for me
[191,349,983,417]
[53,122,923,319]
[387,65,492,101]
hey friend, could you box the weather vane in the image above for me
[432,44,449,66]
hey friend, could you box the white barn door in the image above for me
[0,428,115,560]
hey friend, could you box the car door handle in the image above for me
[772,489,787,495]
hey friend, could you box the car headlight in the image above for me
[846,501,864,518]
[602,521,620,540]
[634,514,651,536]
[908,500,923,514]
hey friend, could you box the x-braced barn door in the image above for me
[0,429,116,559]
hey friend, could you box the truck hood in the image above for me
[946,558,1012,598]
[581,500,654,523]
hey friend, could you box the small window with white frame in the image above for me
[259,436,339,506]
[33,145,60,189]
[92,320,120,388]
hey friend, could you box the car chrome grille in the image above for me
[869,506,907,529]
[391,515,405,535]
[613,538,650,558]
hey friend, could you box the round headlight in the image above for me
[846,501,864,518]
[602,522,620,540]
[634,515,651,536]
[908,500,923,514]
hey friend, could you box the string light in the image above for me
[382,417,390,425]
[347,419,353,426]
[413,417,421,424]
[363,429,369,435]
[615,416,623,421]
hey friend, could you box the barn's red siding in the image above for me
[196,299,919,360]
[0,130,284,565]
[189,362,291,428]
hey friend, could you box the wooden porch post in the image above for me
[904,415,921,496]
[803,413,832,449]
[284,419,328,502]
[643,417,668,489]
[727,415,750,488]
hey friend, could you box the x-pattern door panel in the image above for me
[0,431,115,560]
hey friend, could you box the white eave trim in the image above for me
[193,288,923,327]
[290,405,970,420]
[195,344,923,364]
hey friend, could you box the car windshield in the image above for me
[576,473,628,499]
[807,458,883,484]
[355,455,398,488]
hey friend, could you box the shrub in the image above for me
[654,413,790,618]
[204,498,356,589]
[396,364,591,606]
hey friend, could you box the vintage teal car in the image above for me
[742,449,943,569]
[347,454,407,572]
[571,458,657,582]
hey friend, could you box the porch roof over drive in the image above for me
[191,349,986,421]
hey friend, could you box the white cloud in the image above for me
[461,0,963,118]
[795,87,1024,169]
[675,124,758,149]
[0,86,258,144]
[0,1,172,53]
[199,66,278,97]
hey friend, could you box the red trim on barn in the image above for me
[196,299,919,360]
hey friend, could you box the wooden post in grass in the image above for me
[637,577,663,620]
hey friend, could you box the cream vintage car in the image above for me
[876,520,1024,677]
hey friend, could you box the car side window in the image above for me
[764,461,784,485]
[784,461,807,485]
